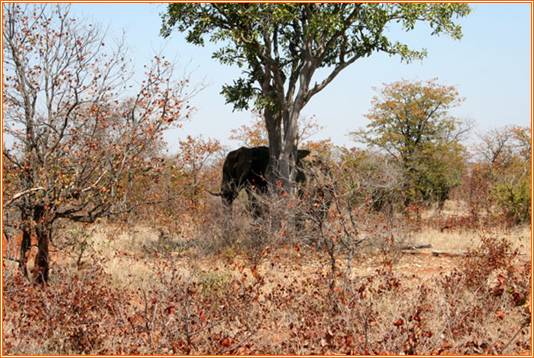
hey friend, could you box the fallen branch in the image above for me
[400,243,432,250]
[431,250,465,257]
[402,250,466,258]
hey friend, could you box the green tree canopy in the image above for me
[353,79,470,207]
[161,4,470,188]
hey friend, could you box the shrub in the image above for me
[492,173,531,225]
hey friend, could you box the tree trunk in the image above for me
[264,108,282,188]
[19,166,35,278]
[18,220,31,278]
[264,105,302,193]
[280,107,300,193]
[32,205,50,284]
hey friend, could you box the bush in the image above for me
[3,266,127,354]
[336,148,404,214]
[492,171,531,225]
[474,126,531,226]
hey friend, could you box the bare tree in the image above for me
[3,4,191,282]
[476,125,531,166]
[476,128,514,166]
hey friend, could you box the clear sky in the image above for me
[69,3,531,153]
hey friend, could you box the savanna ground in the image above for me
[2,196,531,355]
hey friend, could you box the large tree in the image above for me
[3,4,190,282]
[353,79,470,207]
[161,3,470,189]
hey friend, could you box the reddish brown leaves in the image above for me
[393,318,404,327]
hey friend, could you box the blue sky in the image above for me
[70,4,531,153]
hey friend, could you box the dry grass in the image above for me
[411,225,530,256]
[3,199,531,355]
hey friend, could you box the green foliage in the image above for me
[161,4,470,112]
[410,141,465,205]
[479,127,531,225]
[353,80,468,207]
[493,177,530,225]
[162,4,470,186]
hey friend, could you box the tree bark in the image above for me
[280,114,298,192]
[18,220,31,278]
[264,108,282,188]
[32,205,50,284]
[264,102,304,194]
[19,165,36,278]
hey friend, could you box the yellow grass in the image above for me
[70,218,530,299]
[411,225,530,257]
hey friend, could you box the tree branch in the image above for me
[4,187,45,208]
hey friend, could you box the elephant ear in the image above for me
[297,149,311,160]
